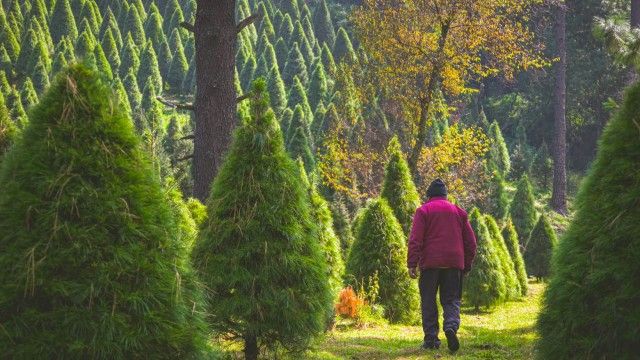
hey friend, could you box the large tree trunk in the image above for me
[632,0,640,28]
[193,0,238,201]
[244,335,259,360]
[551,3,568,215]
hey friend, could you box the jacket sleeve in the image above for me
[407,207,426,269]
[461,211,477,271]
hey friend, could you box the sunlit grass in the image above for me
[304,282,544,360]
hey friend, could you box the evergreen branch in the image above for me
[237,12,262,33]
[156,97,195,111]
[180,22,194,32]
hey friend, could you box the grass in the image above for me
[303,282,544,360]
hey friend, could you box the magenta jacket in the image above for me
[407,196,477,271]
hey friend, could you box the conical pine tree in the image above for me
[537,81,640,360]
[312,0,336,46]
[138,42,163,92]
[297,160,344,306]
[282,42,308,86]
[347,198,420,323]
[485,214,521,300]
[191,80,331,360]
[287,125,315,172]
[119,34,140,79]
[524,214,556,280]
[267,65,287,114]
[329,194,355,258]
[502,217,528,296]
[308,61,328,111]
[288,76,314,126]
[0,91,17,157]
[125,5,146,47]
[333,27,356,63]
[49,0,78,43]
[167,30,188,93]
[488,121,511,177]
[509,174,538,247]
[380,136,421,235]
[464,208,506,311]
[0,64,211,359]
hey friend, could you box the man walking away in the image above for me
[407,179,477,352]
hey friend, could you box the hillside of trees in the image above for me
[1,0,639,359]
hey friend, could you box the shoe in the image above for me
[421,341,440,350]
[444,329,460,352]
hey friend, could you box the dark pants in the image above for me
[419,269,462,345]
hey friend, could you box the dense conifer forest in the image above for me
[0,0,639,358]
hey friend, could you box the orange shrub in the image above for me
[335,286,365,319]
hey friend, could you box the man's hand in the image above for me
[408,267,419,279]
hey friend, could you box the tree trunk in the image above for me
[407,23,450,174]
[632,0,640,28]
[193,0,238,201]
[551,3,568,215]
[244,334,259,360]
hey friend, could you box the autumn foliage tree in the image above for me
[352,0,546,171]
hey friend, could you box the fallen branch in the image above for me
[179,134,195,141]
[237,12,262,33]
[156,97,195,111]
[236,93,252,103]
[180,22,194,33]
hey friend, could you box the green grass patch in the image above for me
[304,282,544,360]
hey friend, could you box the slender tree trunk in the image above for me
[193,0,238,201]
[551,3,568,215]
[408,23,450,174]
[632,0,640,28]
[244,334,259,360]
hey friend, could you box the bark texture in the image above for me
[193,0,238,201]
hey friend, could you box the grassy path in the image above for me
[305,282,544,360]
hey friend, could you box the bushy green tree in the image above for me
[119,34,140,79]
[280,0,301,19]
[138,42,163,92]
[524,214,556,280]
[329,194,355,258]
[274,37,288,67]
[333,27,356,63]
[297,161,344,307]
[282,42,308,86]
[125,5,146,46]
[192,80,331,360]
[20,78,38,110]
[267,65,287,114]
[312,0,336,46]
[509,174,538,247]
[464,208,506,311]
[0,65,210,359]
[537,81,640,360]
[321,42,337,76]
[102,28,121,70]
[93,45,113,80]
[293,20,314,63]
[488,121,511,176]
[485,215,521,300]
[240,56,257,91]
[0,91,16,157]
[167,29,188,93]
[288,76,314,125]
[380,137,421,235]
[502,217,528,296]
[482,166,509,221]
[346,198,420,324]
[287,125,315,172]
[308,61,328,110]
[532,142,553,191]
[49,0,78,43]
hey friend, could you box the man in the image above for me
[407,179,477,352]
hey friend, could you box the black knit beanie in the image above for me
[427,179,447,198]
